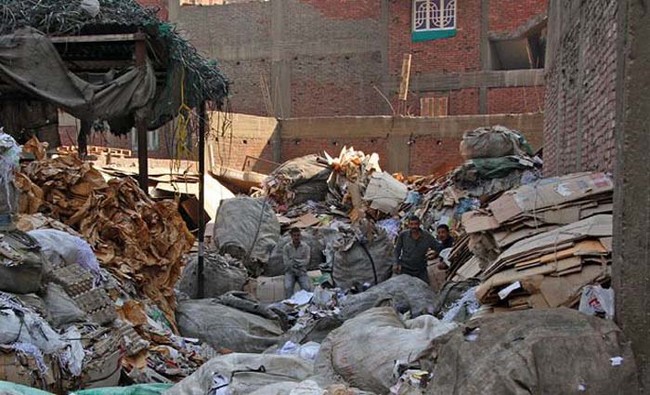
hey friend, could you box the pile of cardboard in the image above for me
[7,142,211,385]
[17,155,195,330]
[475,215,612,310]
[454,172,614,311]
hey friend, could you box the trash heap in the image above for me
[451,172,614,313]
[398,125,542,236]
[0,135,213,390]
[18,154,194,329]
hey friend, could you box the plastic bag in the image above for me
[579,285,615,320]
[80,0,100,17]
[0,130,21,218]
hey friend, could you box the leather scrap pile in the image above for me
[451,172,614,312]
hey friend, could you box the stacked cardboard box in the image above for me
[454,172,614,311]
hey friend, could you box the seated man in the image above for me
[393,215,440,284]
[282,227,312,298]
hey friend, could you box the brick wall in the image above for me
[488,86,545,114]
[177,0,547,119]
[279,113,544,175]
[281,137,389,168]
[489,0,548,33]
[177,0,386,118]
[388,0,482,75]
[408,136,464,175]
[544,0,618,175]
[299,0,381,20]
[136,0,169,20]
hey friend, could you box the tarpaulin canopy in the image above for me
[0,28,156,125]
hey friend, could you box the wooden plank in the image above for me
[398,54,412,101]
[49,33,143,44]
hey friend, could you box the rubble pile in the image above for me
[398,126,541,236]
[0,124,636,394]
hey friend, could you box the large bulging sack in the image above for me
[214,197,280,265]
[339,275,438,320]
[459,125,532,160]
[264,154,332,206]
[176,299,284,353]
[418,308,639,394]
[314,307,457,394]
[177,252,247,299]
[331,229,394,290]
[0,230,45,294]
[28,229,100,276]
[166,353,314,395]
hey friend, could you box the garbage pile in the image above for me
[1,124,637,394]
[0,134,213,391]
[398,125,541,236]
[450,172,614,313]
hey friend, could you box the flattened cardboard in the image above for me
[462,211,501,233]
[488,173,613,224]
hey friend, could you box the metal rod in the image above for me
[197,101,207,299]
[134,34,148,194]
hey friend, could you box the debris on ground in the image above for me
[0,125,638,394]
[415,308,638,394]
[315,306,457,394]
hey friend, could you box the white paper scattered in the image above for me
[464,328,480,342]
[555,183,573,197]
[284,290,313,306]
[498,281,522,300]
[610,356,624,366]
[578,384,586,391]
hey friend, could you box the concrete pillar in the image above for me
[613,0,650,392]
[479,0,489,114]
[270,0,291,118]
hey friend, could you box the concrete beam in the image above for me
[279,113,544,142]
[211,39,383,61]
[613,0,650,392]
[383,69,545,93]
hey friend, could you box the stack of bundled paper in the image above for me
[448,172,614,310]
[475,214,612,310]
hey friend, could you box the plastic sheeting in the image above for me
[315,307,457,394]
[339,275,438,320]
[166,353,314,395]
[0,28,156,127]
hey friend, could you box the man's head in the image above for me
[436,224,450,242]
[408,215,421,232]
[290,227,302,244]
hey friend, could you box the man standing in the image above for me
[394,215,440,284]
[282,227,312,298]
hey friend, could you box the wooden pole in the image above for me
[197,102,207,299]
[134,34,149,194]
[398,53,412,115]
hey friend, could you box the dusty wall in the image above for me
[203,112,544,176]
[176,0,547,118]
[613,0,650,391]
[543,0,619,175]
